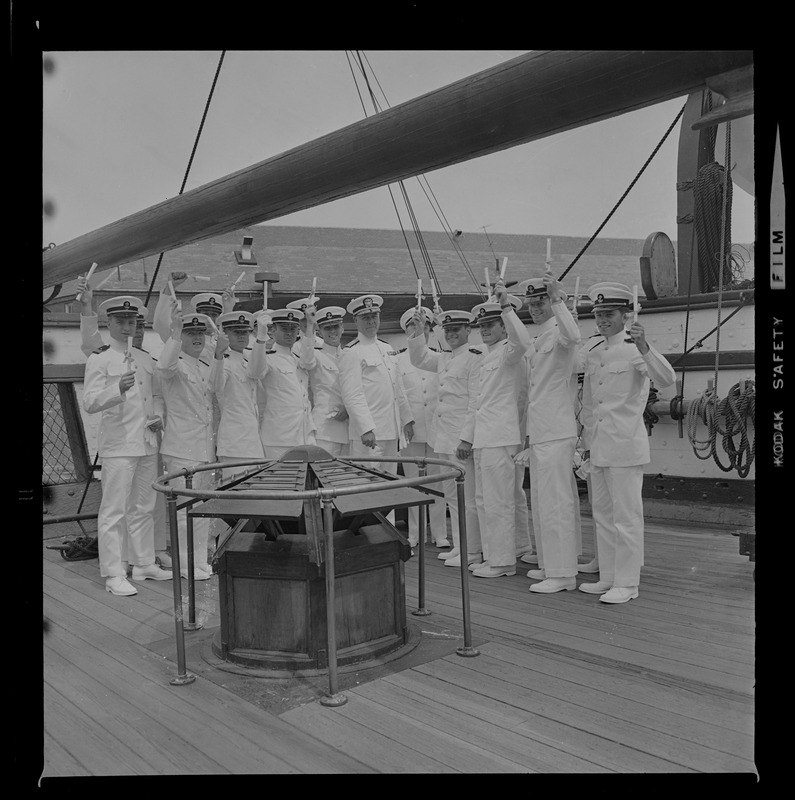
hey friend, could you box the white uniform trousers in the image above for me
[349,438,398,523]
[436,452,481,555]
[400,441,448,546]
[527,437,579,578]
[315,439,349,458]
[97,454,158,578]
[162,455,214,573]
[121,455,169,564]
[589,464,644,587]
[473,444,522,568]
[514,470,533,556]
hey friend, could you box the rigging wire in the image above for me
[143,51,226,308]
[346,51,486,299]
[558,102,687,283]
[683,120,755,477]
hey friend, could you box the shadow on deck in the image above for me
[40,510,756,778]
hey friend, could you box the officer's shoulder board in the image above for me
[133,345,149,354]
[91,344,111,355]
[377,338,389,345]
[314,345,324,350]
[428,346,438,352]
[344,339,359,349]
[199,358,210,367]
[223,352,230,358]
[265,349,276,355]
[397,347,407,353]
[469,347,482,355]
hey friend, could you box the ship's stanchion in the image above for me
[183,471,200,630]
[455,475,479,658]
[319,495,347,707]
[166,488,196,685]
[412,459,431,617]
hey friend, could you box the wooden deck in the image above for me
[40,510,756,779]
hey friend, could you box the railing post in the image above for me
[319,495,347,707]
[455,475,479,658]
[183,470,200,630]
[166,488,195,685]
[412,459,431,617]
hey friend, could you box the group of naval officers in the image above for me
[78,267,675,606]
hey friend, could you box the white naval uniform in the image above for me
[158,338,217,572]
[397,348,447,546]
[308,343,350,458]
[212,348,264,481]
[523,301,582,578]
[581,331,676,587]
[408,336,483,556]
[246,336,317,459]
[83,339,164,578]
[465,308,533,568]
[80,314,169,558]
[338,335,413,473]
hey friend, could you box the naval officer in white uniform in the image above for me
[338,294,414,472]
[158,309,224,580]
[462,280,533,578]
[397,306,448,548]
[211,310,264,482]
[83,296,172,596]
[578,282,676,603]
[308,305,351,458]
[407,308,484,566]
[513,273,582,593]
[246,306,318,459]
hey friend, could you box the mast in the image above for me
[43,50,752,288]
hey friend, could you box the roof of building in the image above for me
[51,223,656,303]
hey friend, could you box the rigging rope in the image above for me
[558,102,686,282]
[143,51,227,307]
[682,121,755,476]
[346,51,486,299]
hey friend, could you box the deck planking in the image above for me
[40,510,756,777]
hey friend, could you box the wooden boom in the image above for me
[43,49,752,288]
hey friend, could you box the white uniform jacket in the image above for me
[246,337,316,447]
[83,339,164,458]
[308,344,349,445]
[338,336,413,441]
[211,349,264,459]
[407,337,483,454]
[397,348,440,448]
[157,337,216,462]
[79,313,105,358]
[524,300,581,444]
[464,308,533,449]
[580,332,676,466]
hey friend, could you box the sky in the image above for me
[42,50,756,250]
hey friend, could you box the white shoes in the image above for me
[439,547,459,560]
[526,568,546,580]
[519,552,539,565]
[600,587,638,604]
[105,576,137,596]
[577,558,599,574]
[434,539,451,548]
[132,564,173,581]
[180,566,212,581]
[578,581,612,595]
[156,550,173,569]
[529,577,577,593]
[445,552,482,567]
[471,564,516,578]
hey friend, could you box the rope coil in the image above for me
[685,380,755,477]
